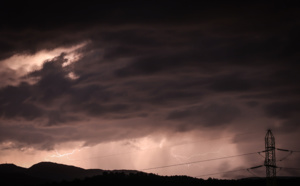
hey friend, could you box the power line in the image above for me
[194,165,300,179]
[140,151,263,171]
[280,167,300,170]
[67,131,259,162]
[195,168,246,178]
[277,148,300,153]
[246,165,264,178]
[278,151,293,162]
[247,169,263,178]
[195,165,300,178]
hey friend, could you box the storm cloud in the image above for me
[0,1,300,179]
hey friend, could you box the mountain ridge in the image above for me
[0,163,27,173]
[1,162,300,186]
[0,161,138,185]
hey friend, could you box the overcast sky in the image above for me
[0,1,300,179]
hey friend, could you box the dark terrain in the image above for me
[0,162,299,186]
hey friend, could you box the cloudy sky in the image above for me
[0,1,300,179]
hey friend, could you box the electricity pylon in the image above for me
[264,129,276,186]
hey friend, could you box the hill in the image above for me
[28,162,104,182]
[0,163,27,173]
[1,162,300,186]
[0,162,132,185]
[34,173,300,186]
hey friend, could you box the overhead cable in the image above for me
[140,151,264,171]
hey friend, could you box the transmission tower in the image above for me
[264,129,276,186]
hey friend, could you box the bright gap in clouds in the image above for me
[0,42,86,87]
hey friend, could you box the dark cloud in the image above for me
[0,1,253,28]
[47,110,80,126]
[0,121,87,150]
[0,55,76,123]
[245,101,259,108]
[0,3,300,179]
[0,123,55,150]
[209,74,252,92]
[262,101,300,132]
[0,82,43,120]
[29,54,74,103]
[264,101,300,119]
[279,116,300,132]
[0,67,20,87]
[282,25,300,58]
[167,104,241,127]
[269,68,300,88]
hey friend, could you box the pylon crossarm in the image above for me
[249,165,264,169]
[276,148,290,152]
[264,165,278,168]
[262,149,274,153]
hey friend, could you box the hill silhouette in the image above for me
[28,162,104,182]
[0,163,47,186]
[36,172,300,186]
[1,162,300,186]
[0,163,27,173]
[0,162,131,185]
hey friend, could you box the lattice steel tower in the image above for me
[264,129,276,185]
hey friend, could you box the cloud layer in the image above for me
[0,1,299,178]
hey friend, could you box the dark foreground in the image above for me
[39,173,300,186]
[1,162,299,186]
[3,172,300,186]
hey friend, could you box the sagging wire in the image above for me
[278,151,293,162]
[276,148,294,162]
[257,151,265,159]
[246,165,264,178]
